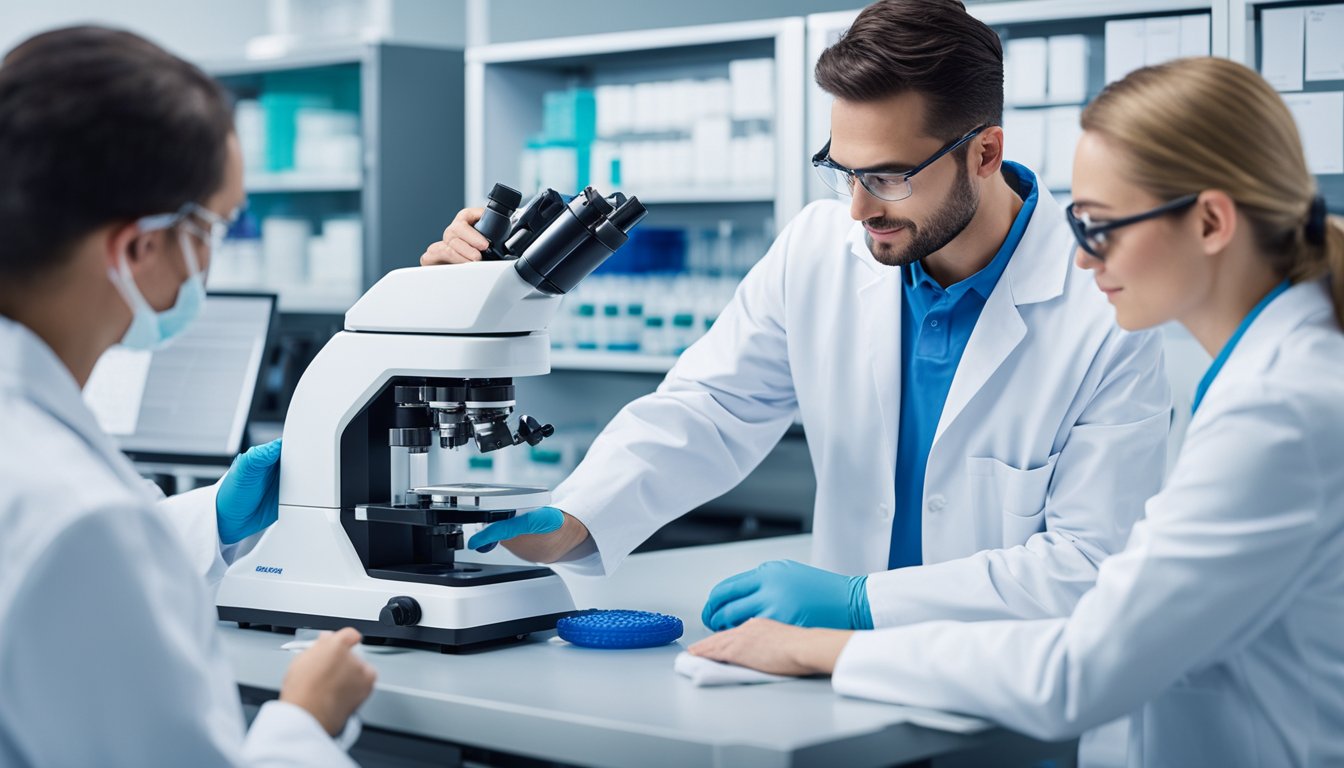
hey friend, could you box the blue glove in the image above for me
[216,439,282,545]
[701,559,873,631]
[468,506,565,553]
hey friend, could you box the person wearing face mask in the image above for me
[425,0,1169,674]
[689,56,1344,768]
[0,27,375,765]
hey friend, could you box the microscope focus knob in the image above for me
[379,596,422,627]
[517,415,556,446]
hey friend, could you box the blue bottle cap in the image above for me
[556,609,684,649]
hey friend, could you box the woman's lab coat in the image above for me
[832,279,1344,767]
[552,192,1172,627]
[0,316,356,767]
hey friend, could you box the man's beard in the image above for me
[864,167,979,268]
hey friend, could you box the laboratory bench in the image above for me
[223,535,1075,768]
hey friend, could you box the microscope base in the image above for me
[216,506,580,651]
[219,605,573,652]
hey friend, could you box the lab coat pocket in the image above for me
[966,454,1059,548]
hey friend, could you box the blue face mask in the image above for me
[108,208,215,351]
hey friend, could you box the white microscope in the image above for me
[216,184,646,650]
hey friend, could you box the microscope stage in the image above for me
[411,483,551,512]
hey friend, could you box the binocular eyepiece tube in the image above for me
[475,183,524,261]
[470,182,648,295]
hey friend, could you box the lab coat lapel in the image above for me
[933,188,1071,444]
[1192,278,1335,428]
[852,230,903,482]
[934,285,1025,444]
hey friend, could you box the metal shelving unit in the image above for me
[465,18,806,376]
[635,186,777,205]
[203,43,465,315]
[549,350,679,374]
[243,171,364,194]
[466,18,806,227]
[196,43,465,423]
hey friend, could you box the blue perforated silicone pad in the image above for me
[556,610,684,649]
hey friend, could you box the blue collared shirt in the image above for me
[889,161,1039,569]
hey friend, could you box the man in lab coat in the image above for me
[427,0,1169,644]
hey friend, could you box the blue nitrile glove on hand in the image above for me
[468,506,565,553]
[216,439,282,545]
[701,560,873,631]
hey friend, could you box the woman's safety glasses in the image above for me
[1066,193,1199,258]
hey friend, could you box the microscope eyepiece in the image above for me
[608,196,648,231]
[474,183,523,261]
[486,183,523,212]
[570,186,614,224]
[510,185,647,296]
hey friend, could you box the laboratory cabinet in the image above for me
[204,43,464,314]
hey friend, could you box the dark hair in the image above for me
[0,26,234,283]
[815,0,1004,141]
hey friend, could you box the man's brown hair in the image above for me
[815,0,1004,141]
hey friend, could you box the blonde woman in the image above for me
[690,57,1344,767]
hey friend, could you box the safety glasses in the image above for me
[1066,193,1200,258]
[811,124,988,202]
[138,202,238,259]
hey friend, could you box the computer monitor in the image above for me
[83,292,277,464]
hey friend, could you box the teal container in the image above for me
[259,92,329,172]
[540,88,597,191]
[257,67,359,173]
[574,88,595,189]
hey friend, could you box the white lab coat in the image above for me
[832,279,1344,767]
[0,316,356,767]
[553,190,1171,628]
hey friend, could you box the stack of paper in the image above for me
[1262,7,1306,91]
[1307,5,1344,83]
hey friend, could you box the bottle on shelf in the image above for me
[544,221,774,361]
[523,58,776,200]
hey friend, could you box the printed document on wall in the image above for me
[1284,91,1344,174]
[1261,7,1306,92]
[1306,5,1344,82]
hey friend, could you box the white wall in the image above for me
[0,0,469,64]
[0,0,270,62]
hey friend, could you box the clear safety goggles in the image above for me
[137,202,238,265]
[811,124,987,203]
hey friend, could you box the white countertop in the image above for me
[220,535,1049,768]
